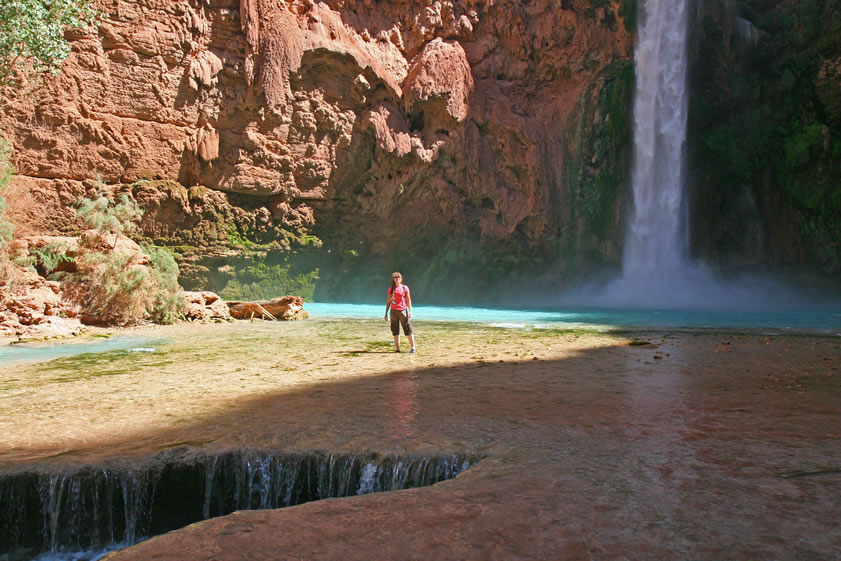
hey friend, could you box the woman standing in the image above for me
[384,272,415,353]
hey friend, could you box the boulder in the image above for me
[182,291,232,321]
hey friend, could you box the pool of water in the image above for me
[0,336,168,366]
[306,303,841,334]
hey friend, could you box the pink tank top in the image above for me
[389,285,410,310]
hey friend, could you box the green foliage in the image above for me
[298,234,322,247]
[690,3,841,269]
[141,244,184,324]
[0,0,99,85]
[619,0,637,32]
[76,250,149,324]
[33,241,74,278]
[220,260,319,302]
[0,136,14,248]
[72,194,183,324]
[565,59,633,249]
[76,193,144,240]
[77,244,184,325]
[225,223,253,249]
[782,124,824,170]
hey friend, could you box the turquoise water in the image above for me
[2,305,836,368]
[306,303,841,334]
[0,336,167,366]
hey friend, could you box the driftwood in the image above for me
[226,295,308,321]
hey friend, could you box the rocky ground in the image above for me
[1,319,839,559]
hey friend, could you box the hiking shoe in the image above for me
[409,348,416,353]
[395,348,401,353]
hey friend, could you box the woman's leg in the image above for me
[390,311,401,351]
[402,314,415,351]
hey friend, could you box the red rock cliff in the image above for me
[0,0,634,299]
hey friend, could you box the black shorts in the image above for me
[390,309,413,336]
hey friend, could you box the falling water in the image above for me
[594,0,803,308]
[623,0,692,282]
[574,0,705,307]
[554,0,817,308]
[0,451,476,561]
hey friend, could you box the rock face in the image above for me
[0,266,84,339]
[687,0,841,277]
[0,237,84,338]
[0,0,635,300]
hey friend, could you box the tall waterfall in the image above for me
[623,0,691,278]
[585,0,698,307]
[566,0,812,308]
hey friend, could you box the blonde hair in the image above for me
[391,272,402,290]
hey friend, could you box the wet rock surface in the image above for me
[1,321,839,559]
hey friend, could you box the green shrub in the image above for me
[225,223,254,249]
[76,192,143,247]
[0,136,14,248]
[76,250,150,324]
[0,0,99,85]
[73,194,183,324]
[33,241,74,279]
[142,244,184,324]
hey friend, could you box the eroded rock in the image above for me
[0,0,635,292]
[182,290,232,321]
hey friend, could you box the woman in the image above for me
[384,272,415,353]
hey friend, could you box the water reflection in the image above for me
[621,339,697,520]
[388,372,419,440]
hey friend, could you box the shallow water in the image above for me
[307,303,841,334]
[0,336,168,366]
[30,544,127,561]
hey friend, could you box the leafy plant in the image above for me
[142,244,183,324]
[72,194,183,324]
[75,245,182,325]
[33,241,74,278]
[225,223,254,249]
[76,250,147,324]
[0,0,99,85]
[76,192,143,247]
[690,3,841,270]
[0,136,14,248]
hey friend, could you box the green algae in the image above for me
[30,349,175,384]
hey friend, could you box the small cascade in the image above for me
[0,450,477,561]
[736,17,759,44]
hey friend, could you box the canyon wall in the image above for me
[688,0,841,278]
[0,0,635,302]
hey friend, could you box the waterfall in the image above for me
[623,0,691,281]
[736,17,759,44]
[583,0,704,307]
[562,0,813,309]
[0,450,476,560]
